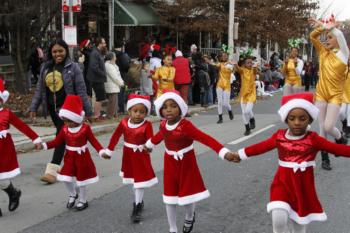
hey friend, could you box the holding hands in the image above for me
[224,151,241,163]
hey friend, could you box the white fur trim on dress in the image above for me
[59,109,84,123]
[127,98,151,114]
[32,137,42,144]
[76,176,99,186]
[119,171,134,184]
[0,168,20,180]
[105,148,113,156]
[219,147,230,160]
[267,201,327,225]
[163,190,211,206]
[238,148,249,160]
[278,99,319,122]
[145,139,155,150]
[133,177,158,188]
[57,174,74,183]
[154,92,188,118]
[0,90,9,103]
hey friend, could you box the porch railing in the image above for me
[200,48,221,55]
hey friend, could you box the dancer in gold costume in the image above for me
[152,55,176,98]
[309,16,349,170]
[339,58,350,138]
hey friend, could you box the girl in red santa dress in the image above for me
[0,79,42,217]
[41,95,105,211]
[231,92,350,233]
[103,94,158,223]
[144,90,235,233]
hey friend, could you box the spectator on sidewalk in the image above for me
[114,41,131,114]
[204,54,218,105]
[140,62,153,96]
[87,37,107,120]
[29,39,92,184]
[80,39,93,98]
[149,45,162,99]
[104,52,124,119]
[173,50,191,103]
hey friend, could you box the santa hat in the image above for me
[175,50,183,57]
[59,95,85,123]
[0,79,9,103]
[152,44,161,51]
[154,90,188,118]
[79,39,90,50]
[126,94,151,114]
[278,92,319,122]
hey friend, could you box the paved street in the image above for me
[2,94,350,233]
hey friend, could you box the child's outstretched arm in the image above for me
[145,127,164,152]
[313,133,350,157]
[104,121,124,158]
[9,110,42,147]
[42,127,65,150]
[235,132,278,161]
[86,125,105,158]
[184,121,232,161]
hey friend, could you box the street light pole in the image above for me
[228,0,235,59]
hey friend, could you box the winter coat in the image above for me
[87,47,106,83]
[173,56,191,85]
[104,61,124,94]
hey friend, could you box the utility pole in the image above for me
[108,0,114,50]
[68,0,74,58]
[228,0,235,59]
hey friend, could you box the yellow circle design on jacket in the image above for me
[45,70,64,93]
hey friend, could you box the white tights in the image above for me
[283,84,301,96]
[64,181,87,204]
[0,179,10,189]
[165,203,195,233]
[315,101,341,140]
[241,102,254,125]
[134,188,144,204]
[339,103,350,126]
[216,88,231,115]
[272,209,306,233]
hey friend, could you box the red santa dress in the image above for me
[238,129,350,225]
[0,108,41,180]
[44,123,104,187]
[146,118,229,206]
[106,117,158,188]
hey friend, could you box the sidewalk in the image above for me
[13,104,218,153]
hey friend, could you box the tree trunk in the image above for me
[14,21,25,93]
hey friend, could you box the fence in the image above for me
[200,48,221,56]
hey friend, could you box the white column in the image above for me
[228,0,235,59]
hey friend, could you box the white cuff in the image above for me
[42,142,48,150]
[98,149,105,158]
[219,147,230,160]
[105,148,113,156]
[33,137,42,144]
[238,148,249,160]
[145,139,155,150]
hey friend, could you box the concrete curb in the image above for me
[16,104,218,153]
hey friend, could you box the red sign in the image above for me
[62,0,81,12]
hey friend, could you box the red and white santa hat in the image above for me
[278,92,319,122]
[79,39,90,50]
[59,95,85,123]
[126,94,151,114]
[154,89,188,118]
[0,79,9,103]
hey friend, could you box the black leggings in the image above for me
[48,105,65,165]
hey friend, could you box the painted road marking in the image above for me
[228,124,276,145]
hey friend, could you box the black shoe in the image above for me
[75,201,88,211]
[3,183,21,212]
[342,120,347,133]
[244,124,251,136]
[134,202,144,223]
[335,133,348,145]
[0,208,2,217]
[183,212,196,233]
[321,151,332,170]
[228,110,234,120]
[249,118,256,129]
[345,127,350,138]
[217,114,223,124]
[66,194,79,209]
